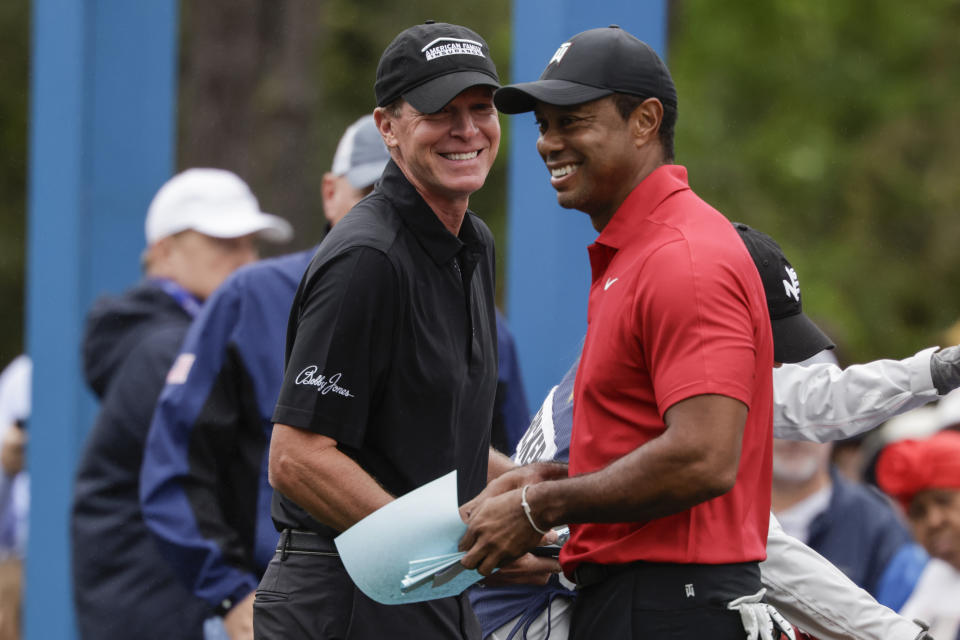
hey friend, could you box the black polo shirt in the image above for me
[271,160,498,537]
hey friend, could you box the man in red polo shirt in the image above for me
[459,26,775,639]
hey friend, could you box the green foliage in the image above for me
[0,0,28,367]
[670,0,960,363]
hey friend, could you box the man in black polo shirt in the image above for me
[253,22,523,639]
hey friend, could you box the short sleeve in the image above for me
[634,239,758,415]
[272,247,398,446]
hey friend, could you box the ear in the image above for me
[630,98,664,149]
[321,172,337,211]
[374,106,400,149]
[143,235,175,276]
[151,235,175,260]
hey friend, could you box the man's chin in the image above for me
[554,191,582,212]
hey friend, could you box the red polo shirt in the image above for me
[560,165,774,574]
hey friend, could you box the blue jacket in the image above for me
[491,310,530,454]
[72,280,210,640]
[141,250,314,611]
[808,468,927,611]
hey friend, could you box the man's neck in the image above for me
[419,189,468,236]
[589,157,665,233]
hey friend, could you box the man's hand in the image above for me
[478,553,561,587]
[460,462,567,523]
[0,426,26,477]
[460,468,528,522]
[223,590,255,640]
[459,486,547,576]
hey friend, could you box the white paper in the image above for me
[334,470,485,604]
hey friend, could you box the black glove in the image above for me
[930,345,960,395]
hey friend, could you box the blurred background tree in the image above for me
[670,0,960,361]
[2,0,960,367]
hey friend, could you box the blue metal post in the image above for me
[25,1,178,637]
[504,0,669,403]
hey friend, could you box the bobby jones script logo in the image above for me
[295,366,355,397]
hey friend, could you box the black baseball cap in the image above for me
[734,223,835,364]
[375,21,500,114]
[494,25,677,114]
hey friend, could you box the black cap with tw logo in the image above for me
[494,25,677,114]
[734,222,835,364]
[375,21,500,114]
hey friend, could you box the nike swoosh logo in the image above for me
[604,277,618,290]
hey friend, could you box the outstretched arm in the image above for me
[773,347,940,442]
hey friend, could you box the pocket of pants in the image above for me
[254,590,288,604]
[255,554,287,599]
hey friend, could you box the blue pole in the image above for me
[25,1,178,637]
[504,0,669,403]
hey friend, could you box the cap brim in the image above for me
[403,71,500,114]
[345,162,388,190]
[494,79,614,114]
[772,313,836,364]
[193,212,294,244]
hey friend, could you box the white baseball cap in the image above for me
[145,168,293,245]
[331,115,390,189]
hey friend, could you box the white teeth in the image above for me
[551,164,577,178]
[443,151,479,160]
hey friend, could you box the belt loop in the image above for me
[280,528,291,561]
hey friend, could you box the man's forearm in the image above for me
[529,433,733,528]
[269,424,393,532]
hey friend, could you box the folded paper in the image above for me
[335,471,486,604]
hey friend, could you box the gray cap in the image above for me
[331,115,390,189]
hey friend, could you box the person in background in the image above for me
[0,355,30,640]
[0,355,30,561]
[71,168,291,640]
[771,432,923,609]
[877,430,960,639]
[140,115,389,640]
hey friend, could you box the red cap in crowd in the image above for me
[876,430,960,510]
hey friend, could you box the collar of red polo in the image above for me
[595,164,690,250]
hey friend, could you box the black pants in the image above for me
[253,534,481,640]
[570,561,761,639]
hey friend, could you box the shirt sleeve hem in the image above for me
[909,346,939,395]
[657,381,753,417]
[272,404,364,448]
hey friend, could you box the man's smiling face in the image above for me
[387,85,500,208]
[534,97,641,227]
